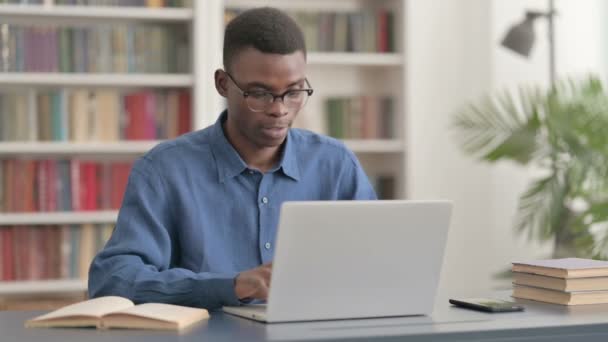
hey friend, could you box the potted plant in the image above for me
[452,76,608,259]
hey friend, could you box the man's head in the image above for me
[222,7,306,74]
[215,7,311,151]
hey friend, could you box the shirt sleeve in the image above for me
[88,157,242,310]
[338,149,378,200]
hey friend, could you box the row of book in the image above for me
[0,24,189,73]
[0,224,112,281]
[225,9,395,53]
[0,89,191,142]
[512,258,608,305]
[0,159,132,212]
[325,96,395,140]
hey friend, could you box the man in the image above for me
[88,7,376,310]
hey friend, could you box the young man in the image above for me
[88,7,376,310]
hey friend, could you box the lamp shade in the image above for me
[501,18,536,57]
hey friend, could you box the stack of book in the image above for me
[512,258,608,305]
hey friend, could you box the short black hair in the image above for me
[223,7,306,72]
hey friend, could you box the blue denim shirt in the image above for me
[88,111,377,309]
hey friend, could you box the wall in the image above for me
[554,0,607,78]
[406,0,495,297]
[488,0,554,290]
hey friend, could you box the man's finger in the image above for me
[260,268,272,285]
[257,283,269,300]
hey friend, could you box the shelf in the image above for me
[0,141,160,155]
[226,0,364,12]
[308,53,403,66]
[0,279,86,295]
[0,211,118,225]
[344,139,404,153]
[0,73,193,88]
[0,4,193,22]
[0,141,402,155]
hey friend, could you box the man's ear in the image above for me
[214,69,228,98]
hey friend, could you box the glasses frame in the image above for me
[225,71,314,112]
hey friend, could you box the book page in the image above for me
[104,303,209,329]
[28,296,134,323]
[513,258,608,270]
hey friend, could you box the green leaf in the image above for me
[483,114,540,164]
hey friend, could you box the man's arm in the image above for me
[88,157,241,310]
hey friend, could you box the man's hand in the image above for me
[234,263,273,300]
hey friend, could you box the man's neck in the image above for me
[223,122,283,173]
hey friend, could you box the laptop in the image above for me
[223,200,452,323]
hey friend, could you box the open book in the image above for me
[25,296,209,331]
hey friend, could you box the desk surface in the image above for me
[4,292,608,342]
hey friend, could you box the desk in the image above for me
[3,293,608,342]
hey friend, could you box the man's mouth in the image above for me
[261,126,288,138]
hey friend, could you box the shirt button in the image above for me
[248,170,254,175]
[265,242,271,250]
[261,197,268,204]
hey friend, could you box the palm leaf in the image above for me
[452,86,544,164]
[515,171,569,242]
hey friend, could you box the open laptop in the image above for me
[223,200,452,323]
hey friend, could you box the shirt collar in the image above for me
[210,111,300,183]
[278,128,300,181]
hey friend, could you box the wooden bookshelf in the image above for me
[0,2,195,295]
[0,0,409,295]
[222,0,408,198]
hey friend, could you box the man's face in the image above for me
[217,47,308,149]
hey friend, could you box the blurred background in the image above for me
[0,0,607,309]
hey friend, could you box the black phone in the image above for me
[449,298,524,313]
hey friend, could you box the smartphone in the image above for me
[449,298,524,313]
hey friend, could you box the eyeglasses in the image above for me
[225,72,314,112]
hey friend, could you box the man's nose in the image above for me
[267,96,288,116]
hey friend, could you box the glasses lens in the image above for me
[245,92,274,112]
[285,90,309,109]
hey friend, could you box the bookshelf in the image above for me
[0,0,408,296]
[0,0,202,297]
